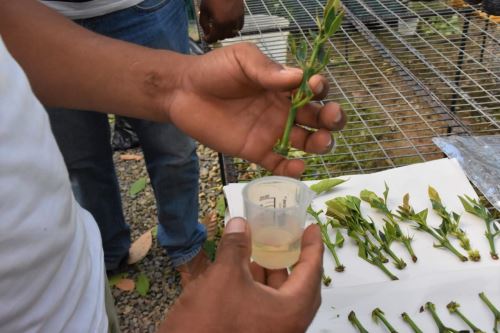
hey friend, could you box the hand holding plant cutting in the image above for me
[273,0,345,156]
[170,42,346,179]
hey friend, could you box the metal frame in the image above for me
[192,0,499,184]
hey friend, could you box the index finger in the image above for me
[279,224,324,300]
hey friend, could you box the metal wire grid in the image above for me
[195,0,499,183]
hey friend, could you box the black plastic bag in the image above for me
[111,116,140,151]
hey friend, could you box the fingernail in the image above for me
[280,67,303,76]
[314,81,324,95]
[225,217,246,234]
[325,136,332,150]
[334,109,343,123]
[325,135,336,153]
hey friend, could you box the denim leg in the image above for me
[46,108,131,270]
[72,0,205,266]
[127,119,206,266]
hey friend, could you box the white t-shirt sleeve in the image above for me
[0,37,108,333]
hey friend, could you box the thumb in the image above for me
[215,217,252,267]
[233,43,303,91]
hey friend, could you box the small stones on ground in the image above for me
[112,143,222,332]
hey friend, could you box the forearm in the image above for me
[0,0,189,121]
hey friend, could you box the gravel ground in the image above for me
[111,144,223,332]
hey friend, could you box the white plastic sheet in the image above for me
[224,159,500,332]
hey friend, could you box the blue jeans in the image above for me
[46,0,206,270]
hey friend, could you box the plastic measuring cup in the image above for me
[242,176,315,269]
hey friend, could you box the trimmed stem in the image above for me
[310,207,344,272]
[373,311,399,333]
[479,292,500,333]
[370,256,399,281]
[402,312,423,333]
[423,225,468,262]
[454,310,485,333]
[485,221,499,260]
[348,311,369,333]
[322,272,332,287]
[426,302,459,333]
[403,240,418,263]
[274,105,298,155]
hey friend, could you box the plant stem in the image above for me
[459,195,499,260]
[274,105,298,155]
[373,308,399,333]
[447,301,485,333]
[414,221,468,262]
[402,239,418,263]
[366,223,406,269]
[425,302,459,333]
[348,311,369,333]
[479,292,500,333]
[322,272,332,287]
[308,206,345,272]
[402,312,423,333]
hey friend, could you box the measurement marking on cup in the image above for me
[259,195,276,208]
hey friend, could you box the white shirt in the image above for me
[40,0,143,19]
[0,37,107,333]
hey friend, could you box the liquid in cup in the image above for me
[243,176,314,269]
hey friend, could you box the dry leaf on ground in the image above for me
[202,211,217,241]
[115,278,135,292]
[120,154,143,161]
[128,230,152,264]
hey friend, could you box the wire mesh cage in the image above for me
[193,0,499,184]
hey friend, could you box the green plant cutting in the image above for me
[459,194,499,260]
[308,206,345,272]
[322,272,332,286]
[308,177,347,273]
[326,196,399,280]
[425,302,461,333]
[397,193,468,262]
[429,186,480,261]
[273,0,344,156]
[402,312,423,333]
[372,308,399,333]
[348,310,369,333]
[479,292,500,333]
[447,301,485,333]
[361,183,417,262]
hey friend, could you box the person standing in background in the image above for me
[40,0,244,284]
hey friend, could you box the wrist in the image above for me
[127,49,193,123]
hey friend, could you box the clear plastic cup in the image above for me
[242,176,315,269]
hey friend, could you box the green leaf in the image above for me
[289,37,297,57]
[417,209,428,222]
[383,182,389,203]
[203,240,217,262]
[135,273,150,296]
[151,225,158,238]
[324,7,337,33]
[428,186,441,204]
[108,273,127,287]
[310,178,346,195]
[296,40,308,64]
[327,11,344,37]
[360,189,378,204]
[129,177,147,196]
[216,195,226,218]
[358,242,367,260]
[458,195,474,214]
